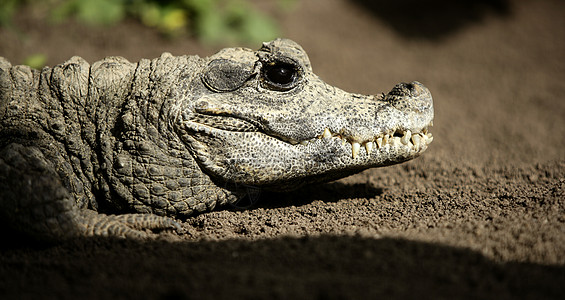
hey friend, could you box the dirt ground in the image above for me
[1,0,564,299]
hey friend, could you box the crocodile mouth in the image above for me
[185,79,433,160]
[185,112,433,158]
[185,113,262,133]
[298,126,433,158]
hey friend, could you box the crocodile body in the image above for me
[0,39,434,240]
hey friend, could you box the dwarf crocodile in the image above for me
[0,39,434,241]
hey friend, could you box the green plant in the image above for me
[0,0,19,26]
[0,0,292,44]
[183,0,280,44]
[50,0,126,26]
[132,0,282,43]
[22,53,47,69]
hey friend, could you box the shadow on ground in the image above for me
[351,0,511,40]
[227,181,384,211]
[1,235,563,299]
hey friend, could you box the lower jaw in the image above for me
[190,131,428,188]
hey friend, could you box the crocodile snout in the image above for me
[386,81,429,99]
[406,81,427,96]
[383,81,433,114]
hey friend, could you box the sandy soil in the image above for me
[0,0,564,299]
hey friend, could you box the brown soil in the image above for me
[1,0,564,299]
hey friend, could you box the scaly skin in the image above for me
[0,39,433,241]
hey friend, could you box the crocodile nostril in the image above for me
[407,81,426,96]
[382,81,432,106]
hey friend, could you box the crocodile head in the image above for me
[176,39,433,190]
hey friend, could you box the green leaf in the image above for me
[197,10,228,44]
[240,11,279,43]
[49,0,79,24]
[183,0,215,14]
[22,54,47,69]
[159,7,188,35]
[75,0,125,26]
[138,3,161,28]
[0,0,18,26]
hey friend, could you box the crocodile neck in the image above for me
[97,54,239,217]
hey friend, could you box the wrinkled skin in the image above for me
[0,39,433,241]
[181,39,433,188]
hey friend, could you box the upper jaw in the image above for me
[175,81,433,187]
[261,80,434,157]
[184,80,434,160]
[302,125,433,159]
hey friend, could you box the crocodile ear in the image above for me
[202,58,255,92]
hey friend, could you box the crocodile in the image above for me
[0,39,434,241]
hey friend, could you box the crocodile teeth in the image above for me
[376,137,383,148]
[351,142,361,158]
[411,134,421,151]
[401,130,411,145]
[383,135,390,145]
[310,127,432,158]
[364,141,374,155]
[322,128,332,139]
[426,133,433,144]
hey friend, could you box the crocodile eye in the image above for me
[262,62,299,91]
[265,64,295,85]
